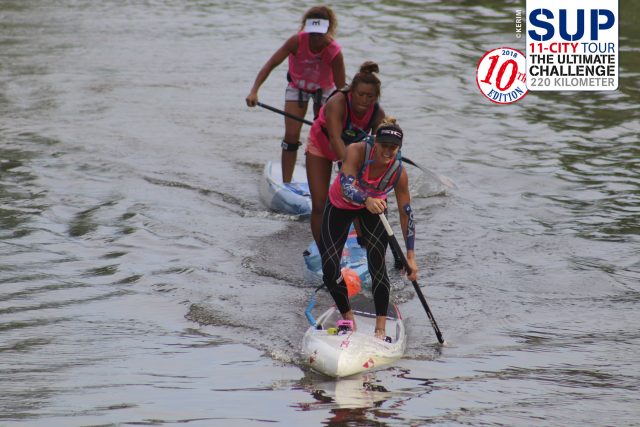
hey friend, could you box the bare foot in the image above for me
[374,328,386,340]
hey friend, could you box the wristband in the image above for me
[403,203,415,251]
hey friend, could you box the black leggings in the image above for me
[319,201,390,317]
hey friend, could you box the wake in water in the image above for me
[411,166,457,198]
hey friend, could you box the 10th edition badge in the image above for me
[526,0,618,91]
[476,47,528,104]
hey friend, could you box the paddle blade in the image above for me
[341,268,361,297]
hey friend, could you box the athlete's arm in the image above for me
[339,143,387,213]
[339,143,366,203]
[246,35,297,106]
[394,169,418,281]
[324,92,348,161]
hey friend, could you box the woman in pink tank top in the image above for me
[318,118,418,340]
[306,61,385,245]
[245,6,345,183]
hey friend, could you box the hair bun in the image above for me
[359,61,379,74]
[380,116,397,126]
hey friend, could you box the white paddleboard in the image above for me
[259,161,311,217]
[302,295,406,378]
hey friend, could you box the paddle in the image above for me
[378,212,445,344]
[257,102,313,126]
[256,102,429,174]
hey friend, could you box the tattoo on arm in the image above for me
[340,173,367,205]
[403,203,415,251]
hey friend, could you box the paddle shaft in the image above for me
[399,156,427,174]
[257,102,313,126]
[378,213,445,344]
[256,102,424,171]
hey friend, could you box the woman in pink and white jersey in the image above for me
[246,6,345,183]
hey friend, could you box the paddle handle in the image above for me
[379,213,445,344]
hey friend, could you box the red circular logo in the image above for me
[476,47,528,104]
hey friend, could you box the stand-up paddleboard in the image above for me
[303,226,371,286]
[259,161,311,217]
[302,295,406,378]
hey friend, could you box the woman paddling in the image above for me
[318,118,418,339]
[305,61,384,245]
[246,6,345,183]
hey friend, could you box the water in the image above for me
[1,1,638,425]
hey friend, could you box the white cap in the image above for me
[303,18,329,34]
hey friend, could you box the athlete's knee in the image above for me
[281,139,301,152]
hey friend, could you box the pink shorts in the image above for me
[305,133,331,159]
